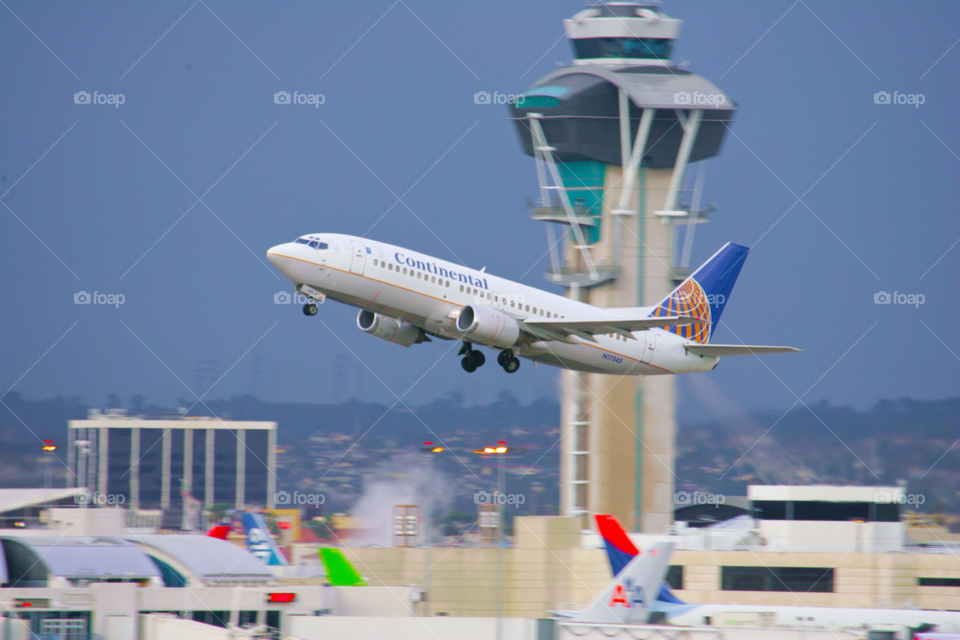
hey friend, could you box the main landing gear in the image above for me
[497,349,520,374]
[458,344,521,374]
[302,303,318,316]
[459,342,485,373]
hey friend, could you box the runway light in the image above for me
[42,440,57,451]
[474,444,510,455]
[431,447,445,453]
[268,592,297,603]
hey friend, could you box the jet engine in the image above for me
[456,304,521,348]
[357,310,429,347]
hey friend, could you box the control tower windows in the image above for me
[572,37,673,61]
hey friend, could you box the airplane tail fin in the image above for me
[596,515,687,607]
[240,512,288,566]
[206,524,230,540]
[319,548,368,586]
[577,539,674,625]
[651,242,749,344]
[596,514,639,576]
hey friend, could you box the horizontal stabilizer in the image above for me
[685,344,801,357]
[523,315,702,342]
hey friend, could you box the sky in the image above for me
[1,1,958,417]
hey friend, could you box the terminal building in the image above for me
[66,409,278,519]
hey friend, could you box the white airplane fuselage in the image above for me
[666,603,960,634]
[267,233,721,375]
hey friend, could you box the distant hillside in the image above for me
[2,391,958,516]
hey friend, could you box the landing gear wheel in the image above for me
[469,350,486,367]
[461,357,478,373]
[497,350,512,367]
[503,357,520,374]
[303,303,318,316]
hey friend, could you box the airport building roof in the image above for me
[123,534,275,585]
[749,485,903,503]
[0,488,88,514]
[3,536,162,584]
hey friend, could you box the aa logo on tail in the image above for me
[609,578,647,608]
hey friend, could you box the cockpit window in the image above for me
[316,242,328,250]
[295,238,310,245]
[309,240,319,248]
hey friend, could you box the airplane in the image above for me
[207,511,286,566]
[583,514,960,632]
[266,234,799,375]
[208,511,367,586]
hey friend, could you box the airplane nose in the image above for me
[267,245,286,268]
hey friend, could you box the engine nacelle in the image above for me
[456,304,521,348]
[357,310,428,347]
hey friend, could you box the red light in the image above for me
[424,442,433,445]
[268,592,297,603]
[498,441,506,445]
[19,602,31,608]
[278,522,290,530]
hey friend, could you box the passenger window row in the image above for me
[368,257,566,319]
[374,259,451,288]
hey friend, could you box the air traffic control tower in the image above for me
[509,2,735,532]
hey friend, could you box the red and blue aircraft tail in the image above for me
[596,515,686,605]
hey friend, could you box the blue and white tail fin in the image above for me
[650,242,750,344]
[576,540,675,625]
[240,512,288,566]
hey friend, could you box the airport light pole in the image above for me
[42,440,58,492]
[421,442,445,617]
[473,442,512,640]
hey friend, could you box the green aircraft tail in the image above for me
[319,548,367,586]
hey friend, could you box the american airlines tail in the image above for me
[596,514,686,606]
[576,538,674,625]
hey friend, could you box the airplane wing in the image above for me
[521,315,702,343]
[684,344,801,357]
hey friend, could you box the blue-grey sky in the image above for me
[1,1,958,416]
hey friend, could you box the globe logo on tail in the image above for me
[652,279,711,344]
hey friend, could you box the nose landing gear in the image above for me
[303,303,318,316]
